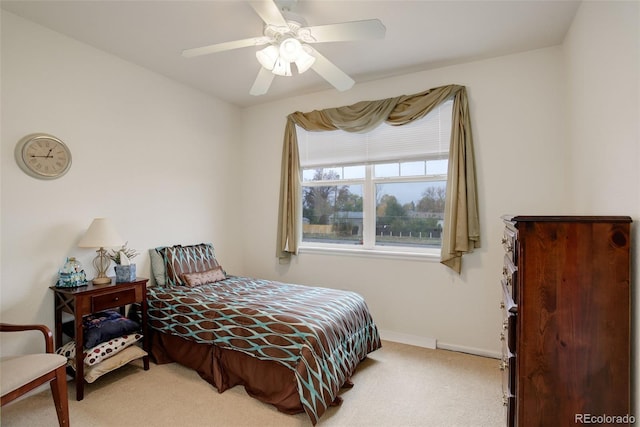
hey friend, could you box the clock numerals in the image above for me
[55,149,68,162]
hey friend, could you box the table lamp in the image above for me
[78,218,124,284]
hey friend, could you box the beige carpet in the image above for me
[1,341,502,427]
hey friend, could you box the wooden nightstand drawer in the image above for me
[91,288,137,312]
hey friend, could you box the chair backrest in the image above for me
[0,323,54,352]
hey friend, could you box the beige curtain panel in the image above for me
[277,84,480,273]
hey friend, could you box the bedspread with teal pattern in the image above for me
[146,276,381,424]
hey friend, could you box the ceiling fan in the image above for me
[182,0,386,96]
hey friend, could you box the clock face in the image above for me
[15,134,72,179]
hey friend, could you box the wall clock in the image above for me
[15,133,72,179]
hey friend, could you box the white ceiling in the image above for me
[1,0,581,108]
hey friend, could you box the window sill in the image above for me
[298,244,441,262]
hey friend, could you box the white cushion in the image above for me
[0,353,67,396]
[82,345,147,383]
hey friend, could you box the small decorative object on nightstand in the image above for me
[56,257,87,288]
[109,243,139,283]
[114,264,136,283]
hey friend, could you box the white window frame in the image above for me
[301,174,452,258]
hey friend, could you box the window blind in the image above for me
[297,99,453,168]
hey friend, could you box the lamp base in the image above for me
[91,247,112,285]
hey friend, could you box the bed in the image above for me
[145,243,381,425]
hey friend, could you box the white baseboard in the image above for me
[378,329,501,359]
[436,341,501,359]
[378,329,437,349]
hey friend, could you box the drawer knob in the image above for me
[500,332,505,341]
[499,301,505,310]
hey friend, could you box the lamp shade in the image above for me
[78,218,124,248]
[279,38,302,63]
[272,57,292,76]
[295,45,316,74]
[256,45,279,70]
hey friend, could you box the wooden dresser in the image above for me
[500,216,632,427]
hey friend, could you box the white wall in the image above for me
[563,0,640,415]
[0,12,243,354]
[239,46,567,356]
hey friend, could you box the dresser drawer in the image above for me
[500,312,517,354]
[91,288,137,312]
[501,340,516,388]
[503,392,516,427]
[502,254,518,301]
[501,226,517,262]
[501,346,516,427]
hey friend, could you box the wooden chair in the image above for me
[0,323,70,426]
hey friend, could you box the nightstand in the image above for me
[50,277,149,400]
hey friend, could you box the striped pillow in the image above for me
[159,243,223,287]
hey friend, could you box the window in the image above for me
[298,99,453,253]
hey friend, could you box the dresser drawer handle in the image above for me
[501,237,513,252]
[502,319,509,330]
[500,332,505,341]
[499,301,505,310]
[502,267,511,282]
[499,358,509,371]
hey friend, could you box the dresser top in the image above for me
[502,214,632,223]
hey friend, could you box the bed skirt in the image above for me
[151,331,305,415]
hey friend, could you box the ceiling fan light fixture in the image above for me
[186,0,387,95]
[272,57,292,76]
[256,45,279,70]
[295,46,315,74]
[279,37,302,63]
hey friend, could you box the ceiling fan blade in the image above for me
[250,67,276,96]
[249,0,288,27]
[304,19,386,43]
[182,37,269,58]
[307,47,355,92]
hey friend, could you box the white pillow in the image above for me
[56,333,142,366]
[149,248,166,286]
[83,345,148,383]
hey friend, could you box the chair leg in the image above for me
[50,365,70,427]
